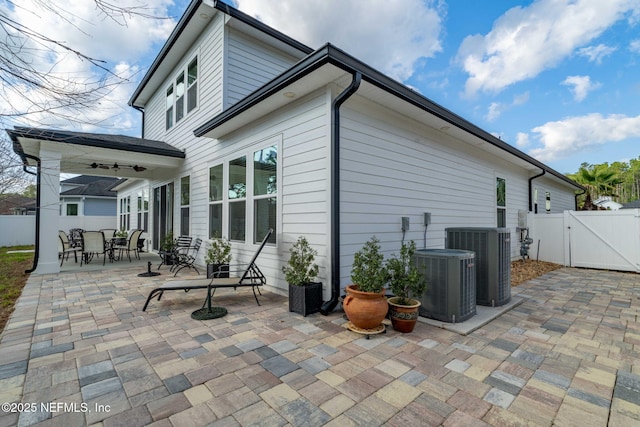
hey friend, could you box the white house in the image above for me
[8,0,582,309]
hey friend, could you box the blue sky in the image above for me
[5,0,640,175]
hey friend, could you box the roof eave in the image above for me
[194,43,582,191]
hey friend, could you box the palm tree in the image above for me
[569,164,623,210]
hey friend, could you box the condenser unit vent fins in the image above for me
[413,249,476,323]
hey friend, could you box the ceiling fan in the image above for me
[88,162,146,172]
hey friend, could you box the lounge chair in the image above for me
[143,229,272,311]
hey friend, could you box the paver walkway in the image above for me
[0,266,639,426]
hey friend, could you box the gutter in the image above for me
[22,154,41,274]
[528,169,545,212]
[320,71,361,315]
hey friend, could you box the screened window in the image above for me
[228,156,247,241]
[209,164,223,239]
[175,72,185,123]
[180,176,190,236]
[165,86,174,130]
[497,177,506,227]
[165,55,197,131]
[187,57,198,113]
[253,145,277,244]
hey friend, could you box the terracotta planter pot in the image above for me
[387,297,421,333]
[343,284,388,330]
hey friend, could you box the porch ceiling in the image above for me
[8,127,185,180]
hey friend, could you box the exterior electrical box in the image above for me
[413,249,476,323]
[445,227,511,307]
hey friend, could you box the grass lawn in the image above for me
[0,246,34,334]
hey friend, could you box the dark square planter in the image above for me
[207,263,230,278]
[289,282,323,317]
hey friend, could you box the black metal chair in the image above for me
[158,235,192,270]
[172,238,203,276]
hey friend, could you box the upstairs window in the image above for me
[187,57,198,113]
[165,86,174,130]
[165,55,198,131]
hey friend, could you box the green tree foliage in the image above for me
[567,159,640,207]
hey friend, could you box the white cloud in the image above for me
[516,132,530,148]
[528,113,640,161]
[630,39,640,54]
[485,92,529,121]
[578,44,617,63]
[456,0,640,96]
[234,0,445,82]
[486,102,504,121]
[561,75,601,101]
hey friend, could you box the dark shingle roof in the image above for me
[60,179,117,198]
[8,127,185,158]
[622,200,640,209]
[62,176,119,185]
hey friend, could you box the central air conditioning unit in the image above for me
[412,249,476,323]
[446,227,511,307]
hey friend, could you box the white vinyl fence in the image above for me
[530,209,640,273]
[0,216,36,247]
[0,215,117,247]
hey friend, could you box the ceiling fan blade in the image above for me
[133,165,146,172]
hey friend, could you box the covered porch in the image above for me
[8,127,186,275]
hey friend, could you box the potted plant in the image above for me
[283,236,322,316]
[114,228,128,246]
[386,240,426,333]
[206,234,232,278]
[159,231,176,266]
[343,236,389,330]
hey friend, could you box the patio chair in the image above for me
[172,238,202,276]
[80,231,107,266]
[143,229,272,311]
[69,228,84,248]
[115,229,143,262]
[58,232,82,266]
[158,235,192,270]
[100,229,116,239]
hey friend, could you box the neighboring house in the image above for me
[8,0,582,305]
[593,196,623,211]
[0,194,35,215]
[59,175,119,217]
[621,200,640,209]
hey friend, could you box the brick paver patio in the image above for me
[1,265,639,426]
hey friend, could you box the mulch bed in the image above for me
[511,259,562,286]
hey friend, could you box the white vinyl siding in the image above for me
[534,177,575,213]
[224,28,300,109]
[338,96,532,284]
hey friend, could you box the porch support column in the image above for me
[37,149,61,274]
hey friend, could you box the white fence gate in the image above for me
[531,209,640,273]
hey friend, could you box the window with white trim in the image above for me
[209,164,223,238]
[228,156,247,241]
[180,176,190,236]
[119,196,130,230]
[165,55,198,130]
[137,188,149,232]
[253,145,277,244]
[497,177,506,227]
